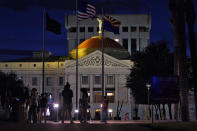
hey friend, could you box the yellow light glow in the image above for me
[107,93,114,96]
[114,39,120,42]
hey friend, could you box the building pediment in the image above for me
[65,50,132,68]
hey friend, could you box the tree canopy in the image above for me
[0,71,26,98]
[126,41,174,104]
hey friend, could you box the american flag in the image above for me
[77,0,96,21]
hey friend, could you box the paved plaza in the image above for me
[1,120,197,131]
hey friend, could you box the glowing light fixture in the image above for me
[114,39,120,42]
[53,103,59,108]
[75,109,79,113]
[46,108,50,116]
[108,109,113,113]
[107,93,114,96]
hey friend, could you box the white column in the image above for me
[90,74,94,103]
[115,74,119,103]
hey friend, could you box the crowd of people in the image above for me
[0,82,110,124]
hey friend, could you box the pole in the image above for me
[151,89,154,124]
[101,8,104,98]
[138,30,141,52]
[148,87,150,119]
[76,0,78,108]
[42,8,46,94]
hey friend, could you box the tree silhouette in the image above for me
[185,0,197,120]
[126,41,173,104]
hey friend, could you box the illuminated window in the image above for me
[82,75,89,85]
[94,92,102,103]
[107,75,114,85]
[94,75,101,85]
[131,26,137,32]
[106,92,115,103]
[107,93,114,96]
[32,77,38,86]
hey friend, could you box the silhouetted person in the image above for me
[101,96,109,123]
[28,88,38,123]
[39,93,48,123]
[62,82,73,123]
[79,88,88,123]
[21,87,29,122]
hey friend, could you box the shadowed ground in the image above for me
[0,120,197,131]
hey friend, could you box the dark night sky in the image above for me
[0,0,197,61]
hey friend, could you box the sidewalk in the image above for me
[0,120,197,131]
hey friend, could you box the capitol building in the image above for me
[0,14,153,120]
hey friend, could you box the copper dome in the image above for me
[70,36,130,60]
[78,36,124,49]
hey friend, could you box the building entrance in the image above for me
[94,108,101,120]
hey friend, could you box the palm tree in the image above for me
[169,0,189,121]
[185,0,197,119]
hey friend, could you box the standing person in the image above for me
[101,96,109,123]
[79,88,88,123]
[37,95,41,123]
[61,82,73,123]
[28,88,38,123]
[40,93,48,123]
[125,113,129,120]
[21,87,29,122]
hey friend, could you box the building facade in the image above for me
[65,14,151,55]
[1,13,196,120]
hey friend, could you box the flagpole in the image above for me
[76,0,79,110]
[42,8,46,94]
[101,8,104,98]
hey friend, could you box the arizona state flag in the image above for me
[46,13,61,35]
[103,15,121,34]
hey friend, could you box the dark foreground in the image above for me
[0,120,197,131]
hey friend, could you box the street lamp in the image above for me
[146,83,151,106]
[146,83,151,120]
[75,109,79,120]
[53,103,59,122]
[146,83,153,124]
